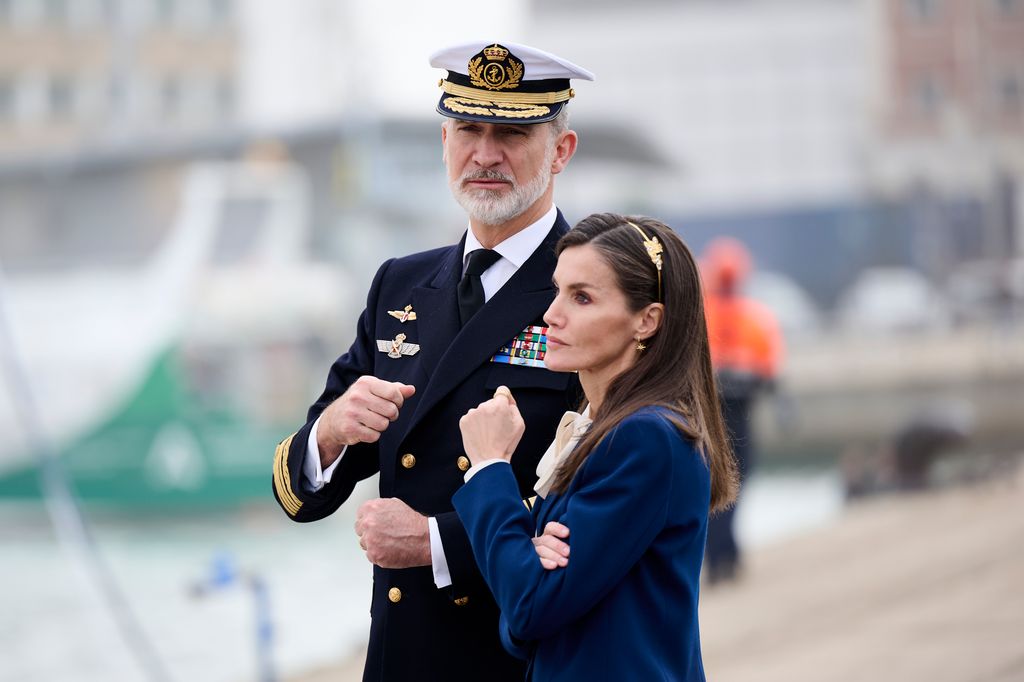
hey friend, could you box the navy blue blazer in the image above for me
[272,214,581,681]
[453,407,710,682]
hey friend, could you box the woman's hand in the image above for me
[459,385,525,466]
[532,522,570,570]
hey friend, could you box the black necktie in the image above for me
[458,249,502,326]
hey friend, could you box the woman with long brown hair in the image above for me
[454,213,737,681]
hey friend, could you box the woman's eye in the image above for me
[573,293,590,304]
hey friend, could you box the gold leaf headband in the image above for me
[627,221,663,302]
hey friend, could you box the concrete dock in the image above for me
[290,463,1024,682]
[699,465,1024,682]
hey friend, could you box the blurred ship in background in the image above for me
[0,0,1021,508]
[0,156,354,506]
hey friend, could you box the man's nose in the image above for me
[471,134,505,168]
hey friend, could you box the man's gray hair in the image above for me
[547,107,570,138]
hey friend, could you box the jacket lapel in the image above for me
[410,239,464,378]
[406,216,568,433]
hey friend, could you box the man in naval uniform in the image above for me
[272,41,593,681]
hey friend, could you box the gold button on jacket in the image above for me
[388,587,402,603]
[454,596,469,606]
[401,453,416,469]
[457,456,471,471]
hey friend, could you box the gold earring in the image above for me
[635,337,646,352]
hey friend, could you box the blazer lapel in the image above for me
[407,218,567,433]
[410,239,464,378]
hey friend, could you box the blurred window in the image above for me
[107,75,125,117]
[161,75,180,118]
[5,0,31,28]
[904,0,941,22]
[49,75,73,119]
[101,0,117,23]
[209,0,232,26]
[44,0,66,24]
[0,78,12,121]
[155,0,176,25]
[0,0,10,23]
[214,76,234,117]
[998,73,1022,115]
[992,0,1021,18]
[911,75,942,117]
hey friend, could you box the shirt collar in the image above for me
[463,205,559,269]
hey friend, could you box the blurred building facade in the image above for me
[867,0,1024,259]
[0,0,238,159]
[532,0,870,215]
[1,0,1021,299]
[0,0,1021,498]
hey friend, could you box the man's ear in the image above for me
[550,130,578,175]
[441,121,448,163]
[635,303,664,341]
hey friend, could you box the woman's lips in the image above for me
[547,335,567,348]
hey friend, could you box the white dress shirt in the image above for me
[302,205,559,588]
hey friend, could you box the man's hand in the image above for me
[532,521,570,570]
[318,377,416,469]
[355,498,431,568]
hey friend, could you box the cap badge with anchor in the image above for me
[430,40,594,125]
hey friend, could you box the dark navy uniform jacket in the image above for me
[272,214,579,681]
[453,407,711,682]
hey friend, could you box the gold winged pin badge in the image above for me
[387,305,417,323]
[377,333,420,359]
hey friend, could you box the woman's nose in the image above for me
[543,297,562,328]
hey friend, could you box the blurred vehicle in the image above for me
[944,258,1024,327]
[834,266,951,334]
[746,270,822,340]
[0,160,353,507]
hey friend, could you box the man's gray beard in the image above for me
[449,147,554,226]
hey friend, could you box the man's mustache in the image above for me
[460,169,514,184]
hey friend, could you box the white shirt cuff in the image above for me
[464,458,508,483]
[428,517,452,588]
[302,416,346,492]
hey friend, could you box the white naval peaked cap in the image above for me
[429,40,594,124]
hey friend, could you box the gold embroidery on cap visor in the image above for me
[442,96,551,119]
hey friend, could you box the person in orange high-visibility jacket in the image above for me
[701,237,783,584]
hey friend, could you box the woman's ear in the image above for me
[635,303,664,340]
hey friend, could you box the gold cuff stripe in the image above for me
[274,434,302,516]
[275,439,301,516]
[273,442,299,516]
[277,435,301,514]
[442,80,573,104]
